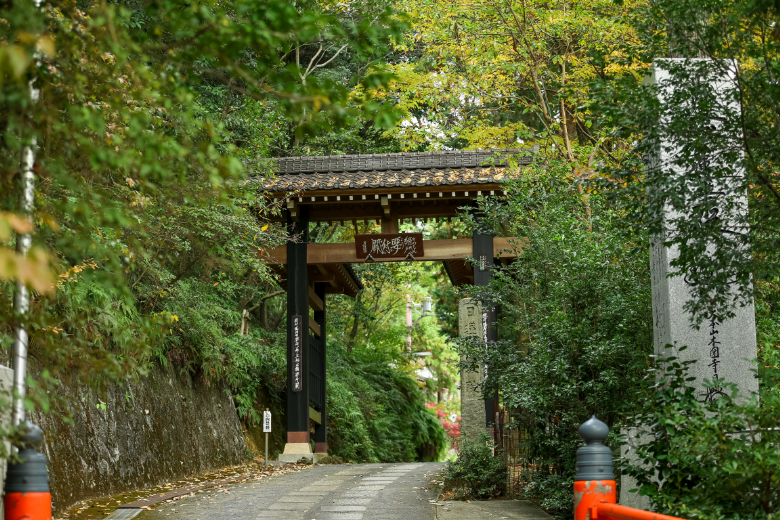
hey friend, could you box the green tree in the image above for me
[592,0,780,325]
[459,163,652,517]
[0,0,405,421]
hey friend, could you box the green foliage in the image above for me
[326,345,447,463]
[458,162,652,516]
[623,353,779,519]
[591,0,780,325]
[0,0,406,425]
[444,432,506,499]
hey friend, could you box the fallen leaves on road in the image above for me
[56,457,314,520]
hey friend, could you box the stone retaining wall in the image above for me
[29,363,247,513]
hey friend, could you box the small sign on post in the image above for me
[263,409,271,465]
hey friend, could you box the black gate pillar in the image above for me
[313,283,328,454]
[286,208,310,448]
[473,229,499,431]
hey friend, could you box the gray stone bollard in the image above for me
[575,416,614,481]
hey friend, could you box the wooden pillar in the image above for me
[473,229,498,429]
[313,283,328,454]
[286,208,310,444]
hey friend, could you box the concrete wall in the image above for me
[29,363,247,514]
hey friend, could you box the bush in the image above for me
[326,347,447,463]
[444,432,506,499]
[623,353,779,520]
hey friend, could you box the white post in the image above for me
[263,409,271,465]
[12,94,39,428]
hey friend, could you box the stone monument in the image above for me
[459,298,485,441]
[647,59,758,402]
[621,58,759,508]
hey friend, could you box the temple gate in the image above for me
[256,149,534,461]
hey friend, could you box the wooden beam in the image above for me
[261,238,522,265]
[309,406,322,425]
[310,273,336,283]
[381,201,399,234]
[266,183,508,200]
[268,201,464,223]
[309,286,324,312]
[397,205,461,219]
[310,239,475,263]
[309,315,321,337]
[493,237,523,257]
[286,199,298,221]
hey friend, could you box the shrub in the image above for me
[623,353,779,520]
[444,432,506,499]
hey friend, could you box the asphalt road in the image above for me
[136,462,445,520]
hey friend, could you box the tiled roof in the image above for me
[261,166,518,192]
[255,148,536,192]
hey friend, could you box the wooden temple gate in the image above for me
[257,149,533,461]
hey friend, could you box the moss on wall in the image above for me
[31,363,247,513]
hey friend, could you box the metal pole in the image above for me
[12,94,39,429]
[7,8,51,516]
[12,0,44,429]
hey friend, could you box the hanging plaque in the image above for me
[355,233,424,259]
[291,315,303,392]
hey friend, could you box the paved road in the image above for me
[137,462,444,520]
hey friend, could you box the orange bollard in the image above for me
[574,480,617,520]
[5,492,52,520]
[574,416,616,520]
[4,420,51,520]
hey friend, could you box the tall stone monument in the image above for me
[621,58,759,508]
[459,298,485,441]
[647,59,758,401]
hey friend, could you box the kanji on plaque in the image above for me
[355,233,424,259]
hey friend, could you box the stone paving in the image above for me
[136,462,444,520]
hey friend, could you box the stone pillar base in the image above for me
[277,442,330,463]
[277,442,313,462]
[619,426,652,510]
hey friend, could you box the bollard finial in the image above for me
[579,415,609,445]
[574,415,614,481]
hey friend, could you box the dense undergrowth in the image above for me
[327,346,447,462]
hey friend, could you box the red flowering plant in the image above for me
[426,402,461,452]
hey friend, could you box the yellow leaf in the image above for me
[3,45,31,78]
[40,214,61,232]
[0,246,55,294]
[36,36,55,57]
[261,224,268,231]
[0,212,33,240]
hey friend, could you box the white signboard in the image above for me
[263,411,272,433]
